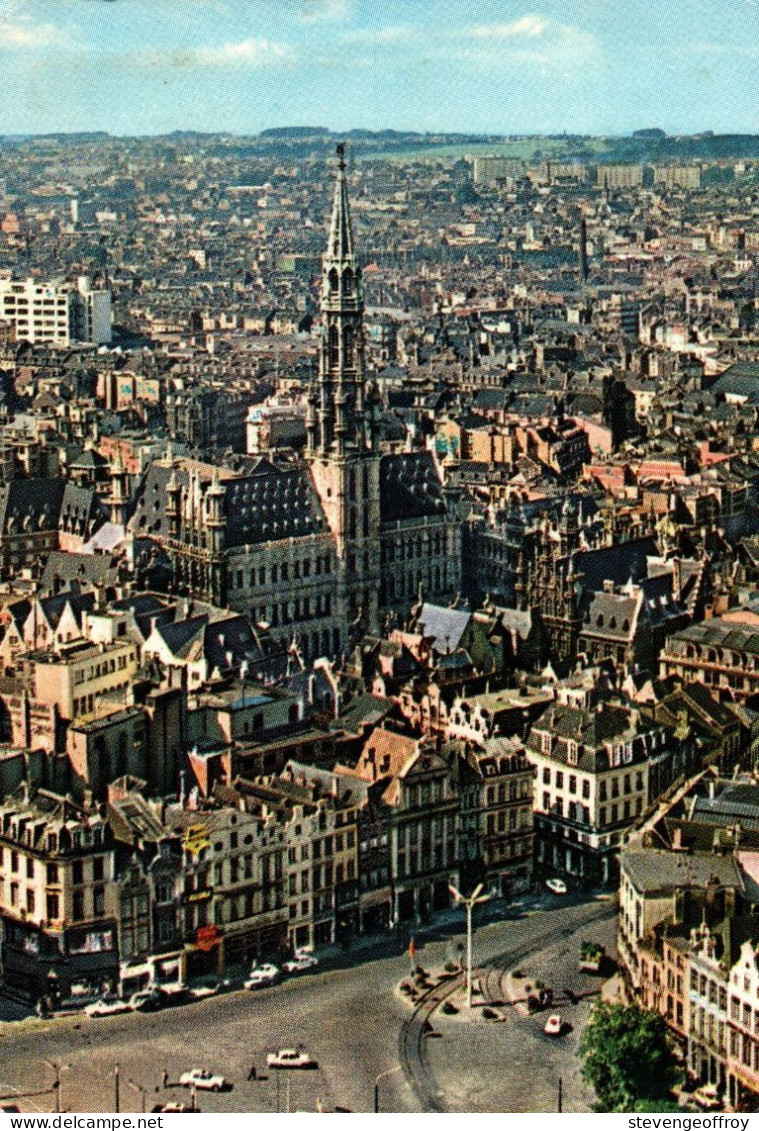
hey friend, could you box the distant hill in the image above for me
[259,126,329,139]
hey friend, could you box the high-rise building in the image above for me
[651,165,701,190]
[0,275,112,346]
[596,165,644,190]
[472,156,524,186]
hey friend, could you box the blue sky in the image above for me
[4,0,759,136]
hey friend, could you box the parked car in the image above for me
[129,988,163,1012]
[544,1013,563,1036]
[283,953,319,974]
[85,995,131,1018]
[267,1048,316,1069]
[245,966,279,990]
[152,1103,198,1113]
[178,1069,229,1092]
[188,977,232,1000]
[545,878,567,895]
[158,984,191,1006]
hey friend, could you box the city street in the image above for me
[0,893,616,1114]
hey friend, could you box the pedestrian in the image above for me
[247,1063,257,1081]
[162,1070,169,1089]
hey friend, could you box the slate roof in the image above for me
[0,478,65,535]
[709,361,759,404]
[621,847,743,895]
[334,693,395,736]
[41,551,120,592]
[527,701,650,772]
[571,536,659,590]
[691,779,759,830]
[580,590,638,642]
[415,602,470,653]
[130,460,328,546]
[225,464,327,545]
[379,451,447,522]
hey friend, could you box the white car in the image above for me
[283,953,319,974]
[544,1013,563,1036]
[245,966,279,990]
[179,1069,228,1092]
[188,977,231,1000]
[267,1049,316,1070]
[85,995,131,1018]
[545,878,568,895]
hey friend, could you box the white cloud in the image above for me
[441,18,596,70]
[192,38,294,67]
[0,18,64,50]
[468,15,548,39]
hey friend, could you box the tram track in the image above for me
[398,900,615,1112]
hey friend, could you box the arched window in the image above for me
[343,267,353,295]
[344,325,354,366]
[329,267,339,293]
[329,324,339,366]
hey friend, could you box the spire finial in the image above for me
[336,141,346,169]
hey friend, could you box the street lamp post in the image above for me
[114,1064,120,1114]
[373,1066,401,1113]
[43,1060,70,1115]
[448,882,490,1009]
[128,1080,147,1114]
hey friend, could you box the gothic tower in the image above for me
[308,144,381,641]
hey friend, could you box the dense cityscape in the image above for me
[4,119,759,1112]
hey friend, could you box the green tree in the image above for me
[580,1002,681,1112]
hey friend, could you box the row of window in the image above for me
[230,555,334,591]
[485,809,529,835]
[396,843,454,877]
[0,851,105,882]
[541,766,644,800]
[4,882,105,921]
[485,781,530,805]
[691,969,728,1010]
[288,859,355,895]
[250,593,333,626]
[381,533,447,563]
[73,652,134,684]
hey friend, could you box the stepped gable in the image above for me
[224,460,327,546]
[379,451,446,523]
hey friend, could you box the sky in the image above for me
[4,0,759,137]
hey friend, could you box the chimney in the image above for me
[672,826,682,850]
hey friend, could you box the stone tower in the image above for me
[308,144,381,640]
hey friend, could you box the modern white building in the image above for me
[0,275,112,346]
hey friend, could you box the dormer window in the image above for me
[540,732,552,756]
[567,740,579,766]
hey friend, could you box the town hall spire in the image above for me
[307,143,367,458]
